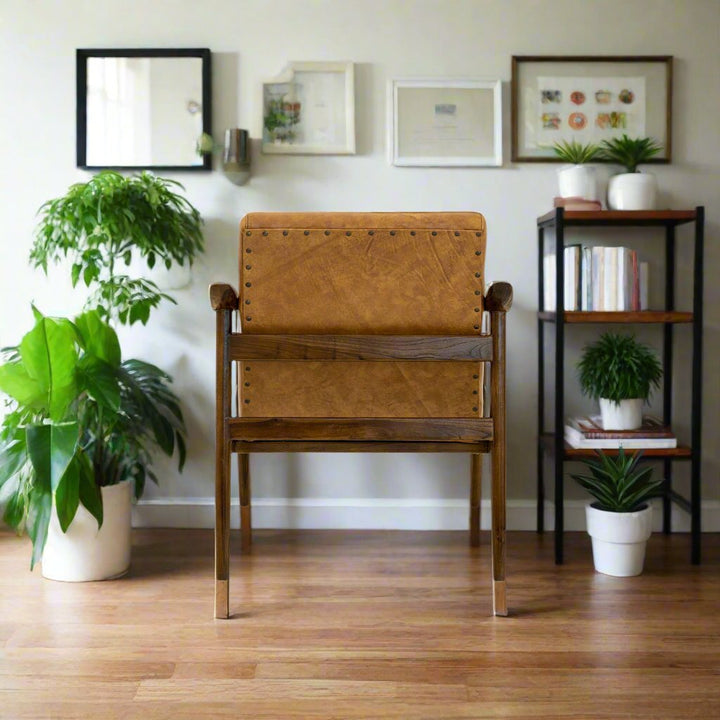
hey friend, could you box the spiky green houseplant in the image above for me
[600,135,662,173]
[578,333,662,404]
[552,140,603,164]
[0,310,185,567]
[571,448,663,513]
[31,170,204,326]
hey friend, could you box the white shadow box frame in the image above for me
[262,61,355,155]
[388,78,502,167]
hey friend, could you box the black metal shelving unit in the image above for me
[536,207,705,564]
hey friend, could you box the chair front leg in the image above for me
[238,454,252,550]
[470,454,482,547]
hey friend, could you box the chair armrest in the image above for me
[485,282,513,313]
[210,283,239,311]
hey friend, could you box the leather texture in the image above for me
[238,212,486,418]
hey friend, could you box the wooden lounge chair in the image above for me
[210,212,512,618]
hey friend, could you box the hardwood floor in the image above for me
[1,528,718,719]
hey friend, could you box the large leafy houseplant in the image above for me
[0,309,185,567]
[31,170,204,326]
[571,448,663,513]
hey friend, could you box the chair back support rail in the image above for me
[210,212,512,620]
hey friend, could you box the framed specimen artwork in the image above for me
[511,56,673,162]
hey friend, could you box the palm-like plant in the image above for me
[552,140,603,164]
[571,448,663,512]
[578,333,662,403]
[600,135,663,173]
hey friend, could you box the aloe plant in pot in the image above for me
[601,135,663,210]
[572,448,664,576]
[552,140,603,201]
[578,332,662,431]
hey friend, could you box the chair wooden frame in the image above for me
[210,279,512,619]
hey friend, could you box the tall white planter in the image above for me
[42,480,132,582]
[599,397,643,430]
[607,173,657,210]
[585,503,653,576]
[557,165,597,200]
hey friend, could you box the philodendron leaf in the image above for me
[0,438,27,487]
[18,316,79,421]
[26,422,79,493]
[78,452,102,529]
[28,487,52,570]
[0,362,45,410]
[55,457,80,533]
[2,476,25,528]
[74,310,121,367]
[78,356,120,412]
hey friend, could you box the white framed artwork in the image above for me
[388,78,502,167]
[262,62,355,155]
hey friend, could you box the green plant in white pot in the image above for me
[572,448,663,576]
[601,135,663,210]
[0,310,185,580]
[578,332,662,430]
[552,140,603,201]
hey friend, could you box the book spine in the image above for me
[631,250,640,311]
[564,434,678,449]
[617,247,627,311]
[640,261,649,311]
[604,247,618,311]
[592,246,602,311]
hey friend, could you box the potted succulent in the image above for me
[572,448,663,576]
[0,170,203,580]
[578,332,663,430]
[601,135,663,210]
[0,309,185,580]
[552,140,603,201]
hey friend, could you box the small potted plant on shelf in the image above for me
[572,448,663,576]
[552,140,603,201]
[0,309,185,580]
[601,135,663,210]
[578,332,663,430]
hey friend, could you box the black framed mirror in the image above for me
[77,48,212,170]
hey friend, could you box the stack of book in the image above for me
[564,415,677,449]
[553,196,602,212]
[543,246,649,312]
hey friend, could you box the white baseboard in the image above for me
[133,497,720,532]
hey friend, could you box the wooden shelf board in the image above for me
[538,209,698,227]
[538,311,694,324]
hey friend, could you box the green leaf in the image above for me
[74,310,121,367]
[3,476,25,528]
[78,356,120,412]
[26,422,79,493]
[71,263,82,286]
[18,316,79,420]
[78,452,102,529]
[28,488,52,570]
[0,438,26,488]
[0,362,45,410]
[55,458,80,533]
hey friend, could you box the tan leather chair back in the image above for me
[238,212,486,418]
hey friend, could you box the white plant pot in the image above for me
[557,165,598,200]
[42,480,132,582]
[599,397,643,430]
[585,503,653,576]
[607,172,657,210]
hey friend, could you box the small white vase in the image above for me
[599,398,643,430]
[557,165,598,200]
[585,503,653,576]
[42,480,132,582]
[607,172,657,210]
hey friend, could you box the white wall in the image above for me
[1,0,718,531]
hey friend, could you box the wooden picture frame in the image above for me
[388,78,502,167]
[511,56,673,163]
[262,62,355,155]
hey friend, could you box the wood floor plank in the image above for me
[0,528,718,719]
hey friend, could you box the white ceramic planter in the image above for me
[607,172,657,210]
[599,397,643,430]
[42,480,132,582]
[585,503,653,576]
[557,165,598,200]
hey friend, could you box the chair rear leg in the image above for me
[238,454,252,550]
[491,441,507,616]
[470,454,482,547]
[215,439,231,619]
